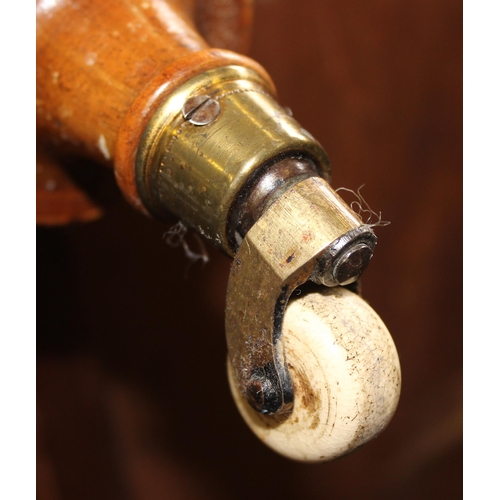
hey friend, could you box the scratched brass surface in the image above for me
[37,0,462,497]
[226,176,368,413]
[136,65,331,254]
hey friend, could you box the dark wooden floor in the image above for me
[37,0,462,498]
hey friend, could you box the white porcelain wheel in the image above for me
[228,286,401,463]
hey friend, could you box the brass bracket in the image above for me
[226,177,375,415]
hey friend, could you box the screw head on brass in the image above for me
[310,230,376,288]
[331,242,373,286]
[182,95,221,126]
[246,378,266,410]
[245,368,284,415]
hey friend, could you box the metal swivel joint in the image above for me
[135,65,376,416]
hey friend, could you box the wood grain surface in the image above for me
[37,0,462,498]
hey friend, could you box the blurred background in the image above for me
[37,0,462,498]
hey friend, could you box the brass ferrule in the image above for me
[135,65,331,255]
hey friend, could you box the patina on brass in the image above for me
[135,65,330,255]
[136,65,376,416]
[226,177,376,415]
